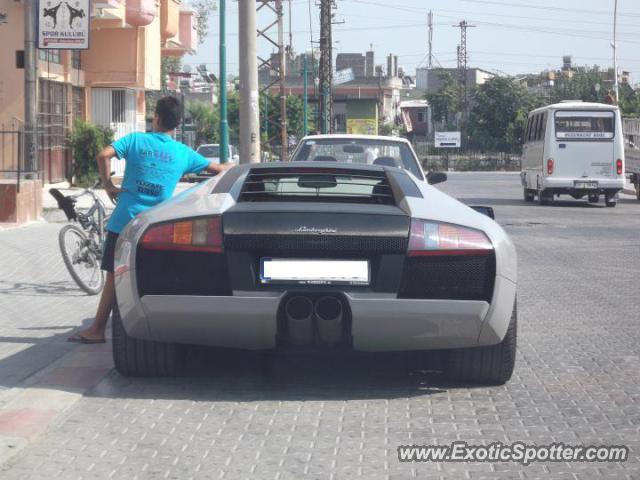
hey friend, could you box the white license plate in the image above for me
[260,259,370,286]
[574,181,598,189]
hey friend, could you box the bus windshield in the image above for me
[554,111,615,140]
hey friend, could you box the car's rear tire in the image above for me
[523,189,535,202]
[605,193,617,208]
[446,301,517,385]
[588,194,599,203]
[112,302,184,376]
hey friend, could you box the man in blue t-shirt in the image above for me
[69,96,233,343]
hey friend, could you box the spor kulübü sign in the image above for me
[38,0,90,50]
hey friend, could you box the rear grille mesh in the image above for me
[224,234,408,254]
[398,254,495,302]
[136,249,232,297]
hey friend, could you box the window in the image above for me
[72,51,81,70]
[291,138,423,179]
[417,112,426,123]
[72,87,85,123]
[528,115,538,142]
[38,49,61,64]
[112,90,126,123]
[197,145,221,158]
[538,112,547,140]
[555,111,615,140]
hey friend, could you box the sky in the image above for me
[185,0,640,83]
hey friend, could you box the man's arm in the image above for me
[97,145,123,201]
[206,161,235,174]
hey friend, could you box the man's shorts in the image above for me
[101,231,119,273]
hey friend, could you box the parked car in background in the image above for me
[521,101,625,207]
[184,144,239,182]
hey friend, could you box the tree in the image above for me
[467,77,541,153]
[186,102,219,145]
[191,1,217,44]
[258,93,312,150]
[426,73,460,129]
[551,66,605,104]
[161,56,182,89]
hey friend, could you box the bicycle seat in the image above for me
[49,189,78,221]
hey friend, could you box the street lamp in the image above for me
[612,0,619,103]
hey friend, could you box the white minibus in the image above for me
[520,101,625,207]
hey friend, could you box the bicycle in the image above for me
[49,178,114,295]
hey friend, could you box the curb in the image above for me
[0,342,113,468]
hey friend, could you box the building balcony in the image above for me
[162,8,197,56]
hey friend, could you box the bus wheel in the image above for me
[523,189,535,202]
[537,190,552,206]
[605,194,617,208]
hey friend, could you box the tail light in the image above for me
[616,158,623,175]
[141,216,223,253]
[547,158,554,175]
[408,219,493,256]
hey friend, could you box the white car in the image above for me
[184,144,239,181]
[112,135,518,385]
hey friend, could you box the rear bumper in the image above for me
[541,177,625,191]
[118,275,516,352]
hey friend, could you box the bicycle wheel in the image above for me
[58,224,105,295]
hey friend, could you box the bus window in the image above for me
[525,117,532,143]
[555,111,614,140]
[539,112,547,140]
[529,115,539,142]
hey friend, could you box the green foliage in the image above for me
[186,102,219,145]
[426,73,460,129]
[550,66,605,104]
[161,56,182,89]
[378,122,394,136]
[259,93,313,149]
[467,77,542,153]
[70,120,114,186]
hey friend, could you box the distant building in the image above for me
[415,67,495,93]
[400,99,430,138]
[336,53,366,77]
[259,48,408,133]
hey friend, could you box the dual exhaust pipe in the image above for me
[284,296,344,346]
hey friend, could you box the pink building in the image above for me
[0,0,197,223]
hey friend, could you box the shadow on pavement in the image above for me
[88,347,493,402]
[0,318,97,390]
[0,280,89,297]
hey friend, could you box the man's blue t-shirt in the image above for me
[107,132,210,233]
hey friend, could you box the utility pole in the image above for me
[318,0,335,134]
[278,0,288,160]
[219,0,229,163]
[24,0,39,174]
[427,10,433,69]
[303,55,309,136]
[613,0,619,103]
[257,0,287,161]
[453,20,475,148]
[239,0,261,163]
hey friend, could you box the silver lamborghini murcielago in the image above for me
[112,135,517,384]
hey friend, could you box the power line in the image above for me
[460,0,640,18]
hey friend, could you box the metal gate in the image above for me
[39,79,71,184]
